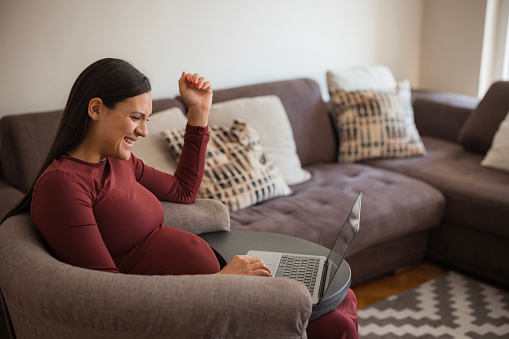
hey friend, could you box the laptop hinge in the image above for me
[317,260,329,303]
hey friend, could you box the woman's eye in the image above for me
[131,116,141,121]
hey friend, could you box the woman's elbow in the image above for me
[177,190,199,204]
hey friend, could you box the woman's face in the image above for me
[95,92,153,162]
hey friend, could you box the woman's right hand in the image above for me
[178,72,212,127]
[216,255,272,276]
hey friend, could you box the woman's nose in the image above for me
[135,123,148,137]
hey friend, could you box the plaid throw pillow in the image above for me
[163,120,292,211]
[329,80,426,163]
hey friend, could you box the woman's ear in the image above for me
[88,98,104,121]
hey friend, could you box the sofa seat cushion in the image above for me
[365,136,509,238]
[229,163,444,257]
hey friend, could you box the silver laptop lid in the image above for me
[323,193,362,290]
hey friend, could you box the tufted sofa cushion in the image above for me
[229,163,445,258]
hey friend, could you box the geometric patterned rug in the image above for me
[358,272,509,338]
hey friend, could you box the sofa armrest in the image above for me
[0,214,311,338]
[413,99,476,142]
[161,198,230,234]
[411,89,479,142]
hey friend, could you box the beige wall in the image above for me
[419,0,488,97]
[0,0,424,117]
[2,1,497,117]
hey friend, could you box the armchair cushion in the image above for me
[0,214,312,338]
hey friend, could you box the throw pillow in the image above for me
[132,107,188,174]
[208,95,311,185]
[458,81,509,154]
[327,66,398,92]
[163,120,292,211]
[481,110,509,172]
[329,80,426,163]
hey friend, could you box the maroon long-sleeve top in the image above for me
[31,124,220,275]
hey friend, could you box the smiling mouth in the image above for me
[124,137,134,146]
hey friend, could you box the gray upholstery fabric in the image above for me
[347,231,429,285]
[161,199,230,234]
[0,214,311,338]
[413,99,475,143]
[366,136,509,238]
[0,179,23,221]
[410,89,479,110]
[0,109,62,192]
[229,163,445,257]
[458,81,509,154]
[427,221,509,286]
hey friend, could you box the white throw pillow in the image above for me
[327,65,398,91]
[132,107,188,174]
[481,110,509,172]
[208,95,311,185]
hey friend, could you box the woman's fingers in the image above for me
[217,255,272,276]
[247,256,272,276]
[183,72,211,90]
[186,73,199,85]
[201,81,211,90]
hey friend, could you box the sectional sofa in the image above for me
[1,77,508,291]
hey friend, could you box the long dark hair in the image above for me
[2,58,151,223]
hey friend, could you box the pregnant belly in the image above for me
[115,225,220,275]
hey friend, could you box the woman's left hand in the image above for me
[179,72,213,127]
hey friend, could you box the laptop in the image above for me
[247,193,361,305]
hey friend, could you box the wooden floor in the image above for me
[352,261,449,309]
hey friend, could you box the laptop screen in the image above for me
[326,193,362,285]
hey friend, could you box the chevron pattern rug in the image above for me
[358,271,509,338]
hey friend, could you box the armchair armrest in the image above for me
[161,198,230,234]
[0,214,311,338]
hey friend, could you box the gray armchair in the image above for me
[0,199,312,338]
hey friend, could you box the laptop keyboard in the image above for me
[275,255,320,293]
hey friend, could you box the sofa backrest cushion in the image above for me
[413,99,474,143]
[458,81,509,154]
[210,79,337,167]
[1,110,62,192]
[0,99,185,193]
